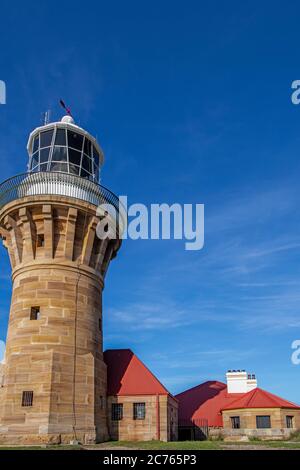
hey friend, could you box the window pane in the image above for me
[82,154,92,173]
[80,168,90,179]
[52,146,68,162]
[231,416,240,429]
[50,162,68,172]
[93,147,100,166]
[133,403,146,420]
[286,416,294,428]
[39,163,48,172]
[40,148,50,163]
[40,130,53,148]
[67,130,83,151]
[33,136,39,153]
[55,128,66,146]
[112,403,123,421]
[256,415,271,429]
[84,138,92,156]
[69,164,80,175]
[93,162,100,178]
[22,391,33,407]
[31,151,39,168]
[68,148,82,165]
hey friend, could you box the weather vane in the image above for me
[59,99,73,117]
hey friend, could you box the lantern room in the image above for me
[27,115,104,183]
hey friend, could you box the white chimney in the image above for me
[246,373,257,392]
[226,370,257,394]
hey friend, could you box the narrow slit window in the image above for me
[30,306,40,320]
[22,391,33,407]
[99,318,102,331]
[37,234,45,247]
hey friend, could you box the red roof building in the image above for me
[104,349,178,442]
[176,374,300,439]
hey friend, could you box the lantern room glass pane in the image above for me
[52,146,68,162]
[33,136,39,153]
[67,130,83,151]
[40,163,48,172]
[84,138,92,156]
[93,147,100,167]
[40,148,50,163]
[31,151,39,168]
[68,148,81,165]
[82,154,92,173]
[55,128,66,146]
[40,130,53,148]
[69,164,80,175]
[50,162,68,172]
[80,168,89,178]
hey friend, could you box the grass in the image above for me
[2,440,300,450]
[0,445,82,451]
[107,440,221,450]
[106,439,300,450]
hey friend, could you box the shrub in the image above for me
[249,436,261,442]
[289,429,300,441]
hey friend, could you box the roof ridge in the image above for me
[175,380,226,397]
[257,388,278,406]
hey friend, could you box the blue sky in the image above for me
[1,0,300,401]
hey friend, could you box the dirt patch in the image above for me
[82,444,139,451]
[221,444,290,451]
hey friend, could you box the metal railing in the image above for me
[0,172,125,229]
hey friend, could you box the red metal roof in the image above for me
[104,349,171,396]
[176,382,300,427]
[175,381,243,427]
[221,387,300,411]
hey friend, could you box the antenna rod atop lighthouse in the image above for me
[43,110,51,125]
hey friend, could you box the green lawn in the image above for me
[107,439,300,450]
[107,440,221,450]
[1,440,300,450]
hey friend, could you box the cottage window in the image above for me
[230,416,240,429]
[286,416,294,428]
[133,402,146,420]
[112,403,123,421]
[256,415,271,428]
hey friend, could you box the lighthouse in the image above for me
[0,114,123,444]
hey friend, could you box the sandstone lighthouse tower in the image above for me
[0,113,122,444]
